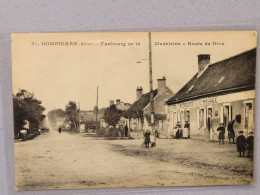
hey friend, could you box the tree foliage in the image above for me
[104,105,123,127]
[13,89,46,134]
[65,101,79,129]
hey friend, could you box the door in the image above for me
[185,110,190,123]
[180,111,185,128]
[223,105,231,128]
[207,108,212,132]
[199,108,205,129]
[207,107,213,140]
[172,112,177,128]
[245,102,253,135]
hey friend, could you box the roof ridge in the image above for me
[209,47,256,68]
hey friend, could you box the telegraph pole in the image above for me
[95,86,99,131]
[148,32,156,146]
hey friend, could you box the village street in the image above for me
[14,130,253,190]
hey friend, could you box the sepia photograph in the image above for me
[11,31,256,190]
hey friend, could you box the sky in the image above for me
[11,31,257,113]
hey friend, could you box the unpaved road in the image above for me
[14,130,253,190]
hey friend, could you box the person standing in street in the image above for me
[246,131,254,158]
[58,127,62,134]
[228,119,236,144]
[236,131,247,157]
[144,130,151,148]
[217,123,225,145]
[124,125,128,137]
[184,121,190,138]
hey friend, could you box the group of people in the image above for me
[144,130,156,148]
[217,120,236,145]
[175,121,190,139]
[236,131,254,157]
[217,119,254,158]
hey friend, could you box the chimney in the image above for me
[109,100,114,107]
[198,54,210,75]
[116,99,120,106]
[157,77,166,92]
[136,86,143,100]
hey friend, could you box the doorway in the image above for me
[223,104,232,128]
[199,108,205,130]
[244,101,253,136]
[207,107,213,140]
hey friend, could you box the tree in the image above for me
[104,105,123,128]
[13,89,46,135]
[65,101,79,130]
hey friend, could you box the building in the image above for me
[166,48,256,140]
[80,108,106,132]
[123,77,174,138]
[99,99,131,129]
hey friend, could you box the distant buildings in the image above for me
[80,108,106,132]
[166,48,256,140]
[100,99,131,129]
[110,99,131,112]
[123,77,174,138]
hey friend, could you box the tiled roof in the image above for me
[166,48,256,105]
[116,102,131,111]
[123,89,158,118]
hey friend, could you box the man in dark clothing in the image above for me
[155,129,159,138]
[144,130,151,148]
[58,127,62,134]
[175,121,181,139]
[175,129,181,139]
[228,119,236,144]
[184,121,190,138]
[236,131,246,157]
[217,123,225,145]
[247,131,254,158]
[124,125,128,137]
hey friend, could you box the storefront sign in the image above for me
[200,97,217,106]
[178,97,217,108]
[180,101,194,108]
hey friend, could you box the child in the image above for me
[144,130,151,148]
[236,131,246,157]
[217,123,225,145]
[246,131,254,158]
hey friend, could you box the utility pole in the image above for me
[148,32,156,146]
[95,86,99,131]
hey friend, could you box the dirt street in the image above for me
[14,130,253,190]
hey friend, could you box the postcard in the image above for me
[11,31,256,190]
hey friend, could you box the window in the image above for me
[185,110,190,123]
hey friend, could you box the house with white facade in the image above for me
[166,48,256,140]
